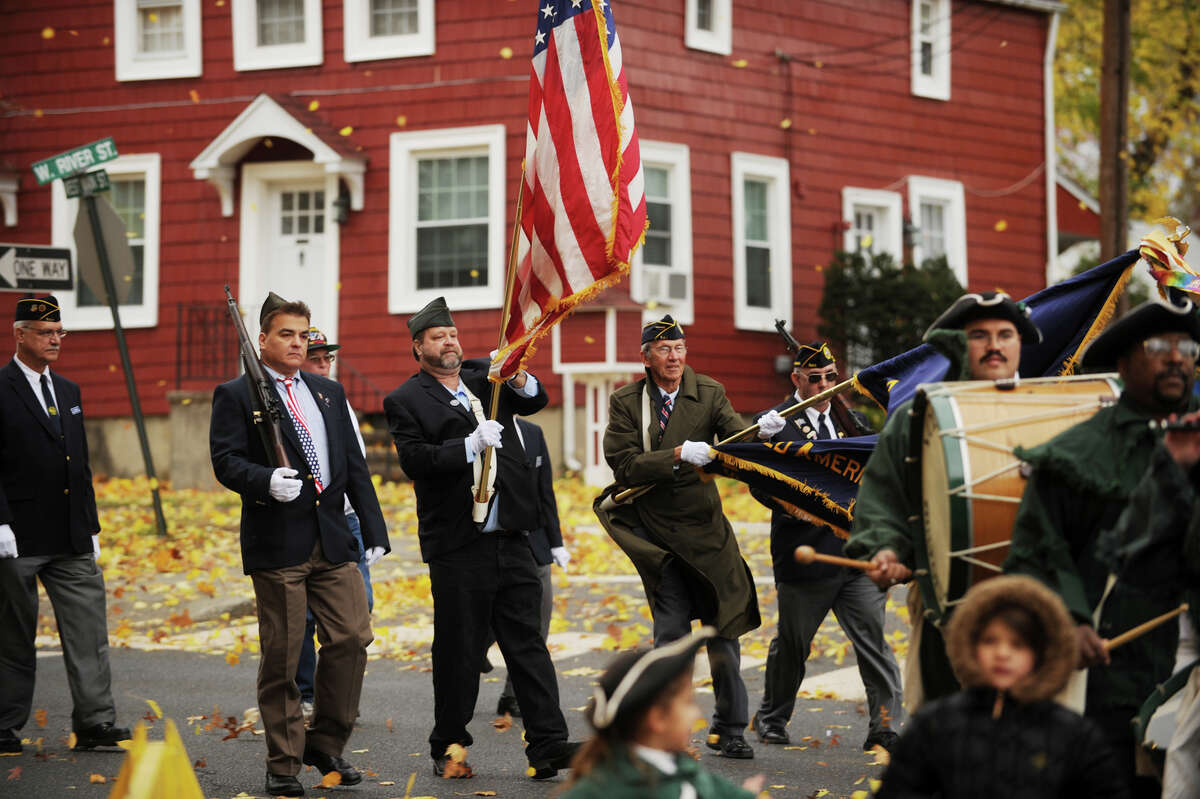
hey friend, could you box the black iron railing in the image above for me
[176,303,238,388]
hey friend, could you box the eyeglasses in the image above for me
[806,370,838,384]
[307,353,336,364]
[24,326,67,340]
[650,344,687,357]
[1143,337,1200,360]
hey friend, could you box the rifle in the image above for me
[224,285,291,469]
[774,318,802,354]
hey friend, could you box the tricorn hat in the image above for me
[306,327,341,352]
[1081,298,1200,369]
[587,626,714,730]
[794,341,835,369]
[641,315,685,345]
[407,296,455,338]
[925,290,1042,344]
[15,295,61,323]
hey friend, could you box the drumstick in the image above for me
[1104,603,1189,652]
[794,545,873,572]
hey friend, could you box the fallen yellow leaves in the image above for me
[491,714,513,732]
[319,770,342,787]
[88,773,106,783]
[33,709,47,728]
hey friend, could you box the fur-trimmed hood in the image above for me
[946,576,1078,704]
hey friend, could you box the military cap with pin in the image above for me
[15,295,62,323]
[1081,297,1200,370]
[588,626,715,731]
[306,327,341,353]
[407,296,455,338]
[641,314,684,345]
[925,290,1042,343]
[794,341,835,370]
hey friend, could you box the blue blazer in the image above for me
[210,370,389,574]
[515,418,563,566]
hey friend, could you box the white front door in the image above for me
[270,184,328,321]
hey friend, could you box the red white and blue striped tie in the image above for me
[279,378,324,493]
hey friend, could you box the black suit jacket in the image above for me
[0,359,99,557]
[384,358,549,562]
[210,371,389,574]
[514,418,563,566]
[753,395,873,582]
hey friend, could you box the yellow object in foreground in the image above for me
[107,720,204,799]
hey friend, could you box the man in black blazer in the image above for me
[384,297,577,780]
[210,293,389,798]
[0,296,130,755]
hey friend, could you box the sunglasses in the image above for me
[806,370,838,384]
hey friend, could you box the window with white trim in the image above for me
[344,0,434,62]
[630,141,694,325]
[114,0,202,81]
[731,153,791,332]
[685,0,731,56]
[232,0,323,71]
[388,125,506,313]
[911,0,950,101]
[908,176,967,284]
[49,154,161,330]
[841,187,903,260]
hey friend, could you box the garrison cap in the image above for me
[925,290,1042,344]
[258,291,289,328]
[15,296,61,323]
[1081,298,1200,369]
[407,296,455,338]
[641,315,684,345]
[794,341,835,369]
[306,327,340,353]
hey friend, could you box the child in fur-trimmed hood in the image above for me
[877,576,1129,799]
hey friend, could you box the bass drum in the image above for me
[911,374,1120,623]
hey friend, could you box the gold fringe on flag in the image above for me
[1057,261,1135,376]
[710,449,855,523]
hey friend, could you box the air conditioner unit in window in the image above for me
[643,265,689,305]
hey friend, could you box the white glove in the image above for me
[269,467,303,502]
[0,524,17,559]
[757,410,786,439]
[679,440,714,466]
[363,546,385,567]
[550,546,570,569]
[92,535,100,561]
[468,420,504,455]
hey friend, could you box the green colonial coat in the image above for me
[560,745,754,799]
[594,366,760,639]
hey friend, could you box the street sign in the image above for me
[63,169,111,199]
[0,245,74,292]
[31,138,118,185]
[74,196,135,305]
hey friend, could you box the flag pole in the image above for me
[474,169,527,507]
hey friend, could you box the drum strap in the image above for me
[1057,573,1119,714]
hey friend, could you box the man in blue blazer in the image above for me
[210,293,389,798]
[0,296,130,755]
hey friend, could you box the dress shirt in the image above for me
[12,354,58,417]
[262,363,330,488]
[802,400,836,436]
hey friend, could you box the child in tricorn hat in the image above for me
[561,627,763,799]
[877,576,1127,798]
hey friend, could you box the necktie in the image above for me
[817,412,833,440]
[41,374,61,436]
[278,378,324,493]
[659,395,672,435]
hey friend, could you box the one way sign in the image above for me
[0,245,74,292]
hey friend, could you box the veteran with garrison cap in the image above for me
[0,296,131,755]
[595,315,761,759]
[845,290,1041,709]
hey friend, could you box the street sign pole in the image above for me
[80,184,168,537]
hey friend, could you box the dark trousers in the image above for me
[427,533,568,762]
[0,553,117,732]
[652,556,748,735]
[1091,707,1163,799]
[250,539,372,776]
[758,575,904,736]
[499,563,553,703]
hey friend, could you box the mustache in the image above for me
[979,350,1007,363]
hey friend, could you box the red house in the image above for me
[0,0,1066,485]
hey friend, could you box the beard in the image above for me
[423,348,462,371]
[1152,366,1192,407]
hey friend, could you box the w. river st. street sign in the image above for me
[0,244,73,292]
[31,137,118,185]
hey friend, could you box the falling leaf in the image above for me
[499,47,513,59]
[308,100,319,111]
[41,27,55,39]
[189,90,200,104]
[780,118,793,129]
[814,59,824,68]
[339,126,353,136]
[859,234,873,250]
[319,771,342,787]
[731,58,748,68]
[994,219,1008,232]
[396,115,408,127]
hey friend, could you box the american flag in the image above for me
[490,0,648,379]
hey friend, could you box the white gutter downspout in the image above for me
[1044,9,1060,285]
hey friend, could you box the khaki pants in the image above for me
[251,540,372,776]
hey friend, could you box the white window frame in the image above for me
[388,124,506,314]
[908,175,967,285]
[731,152,791,332]
[911,0,951,101]
[685,0,732,56]
[49,154,161,330]
[232,0,323,72]
[630,141,694,326]
[344,0,434,62]
[841,187,903,261]
[114,0,203,81]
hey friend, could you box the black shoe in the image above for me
[0,729,20,754]
[481,656,494,674]
[706,729,755,759]
[433,753,474,778]
[527,739,582,779]
[751,713,789,745]
[265,771,305,797]
[496,695,521,718]
[73,722,132,750]
[301,748,362,786]
[863,730,899,753]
